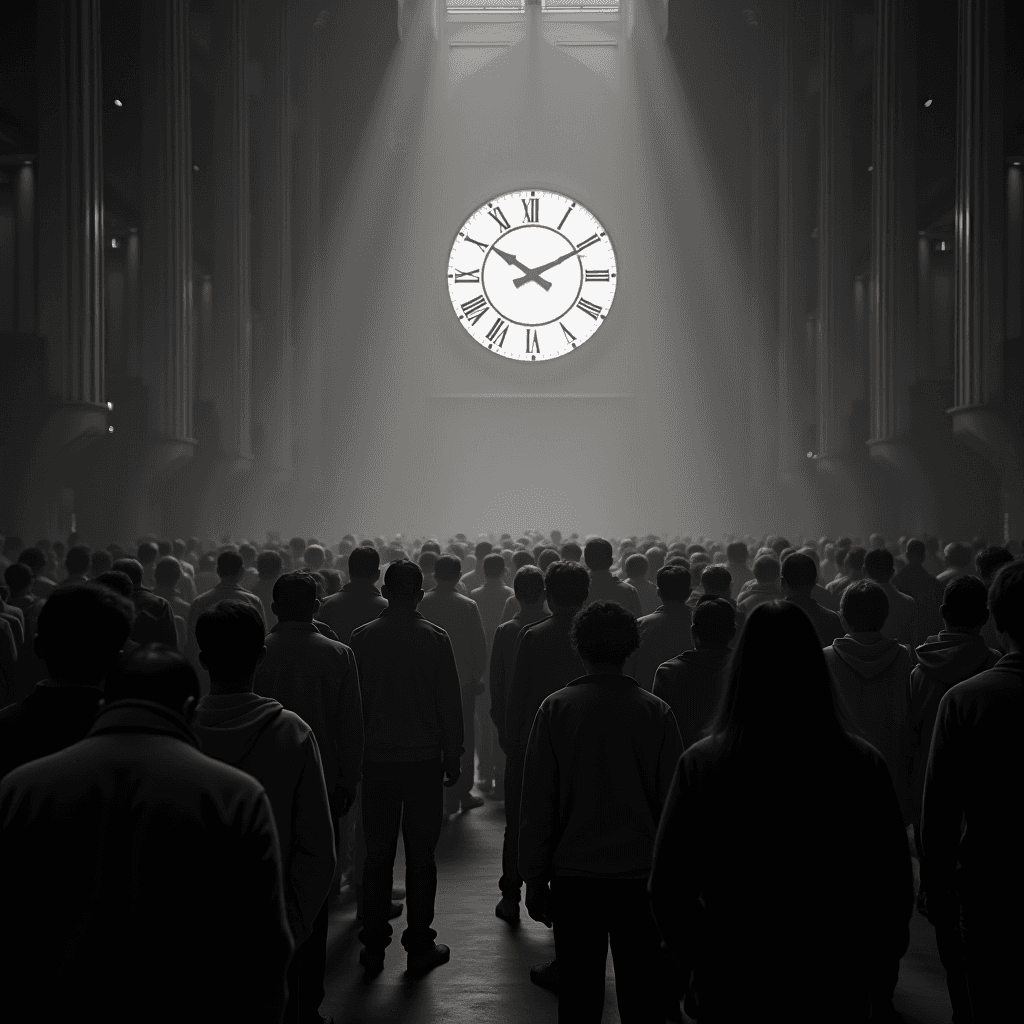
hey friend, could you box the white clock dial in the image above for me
[447,188,617,362]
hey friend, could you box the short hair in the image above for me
[106,645,201,709]
[692,597,737,646]
[645,548,666,571]
[157,540,173,558]
[544,561,590,607]
[272,572,319,618]
[238,542,257,565]
[18,547,46,574]
[781,552,817,591]
[217,550,244,579]
[90,549,113,575]
[976,545,1014,584]
[94,570,135,598]
[571,601,640,666]
[136,541,158,567]
[513,564,546,604]
[511,550,535,571]
[65,544,92,576]
[112,558,143,588]
[864,548,895,583]
[583,538,614,571]
[559,541,583,563]
[905,538,926,563]
[289,536,307,556]
[726,541,748,563]
[941,575,990,631]
[303,544,325,570]
[383,558,423,597]
[538,548,561,572]
[434,555,462,582]
[483,552,506,579]
[421,541,442,556]
[35,583,134,681]
[154,556,183,588]
[845,546,867,572]
[988,560,1024,644]
[840,579,889,632]
[474,541,493,561]
[348,546,381,579]
[418,551,439,573]
[944,542,972,569]
[700,565,732,597]
[770,537,790,558]
[656,564,692,601]
[256,549,283,579]
[624,553,649,579]
[753,554,781,583]
[195,601,266,684]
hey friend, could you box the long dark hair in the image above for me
[707,600,850,755]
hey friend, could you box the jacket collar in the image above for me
[993,652,1024,673]
[379,606,424,619]
[214,580,245,592]
[342,579,381,594]
[88,698,200,748]
[270,620,318,633]
[568,672,638,687]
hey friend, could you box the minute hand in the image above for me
[513,245,581,288]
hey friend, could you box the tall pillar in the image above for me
[867,0,934,533]
[948,0,1017,535]
[124,228,141,377]
[15,164,35,335]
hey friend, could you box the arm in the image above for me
[335,646,364,795]
[517,705,559,884]
[489,627,508,749]
[920,690,964,907]
[469,602,488,686]
[157,598,178,647]
[656,706,684,814]
[504,629,533,754]
[435,632,465,763]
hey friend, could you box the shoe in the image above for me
[530,958,558,993]
[392,886,406,900]
[359,949,385,977]
[495,897,520,924]
[407,942,451,976]
[461,794,485,811]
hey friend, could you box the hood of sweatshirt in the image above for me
[829,635,904,680]
[193,692,284,763]
[914,632,998,685]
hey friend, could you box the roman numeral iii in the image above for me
[461,295,489,326]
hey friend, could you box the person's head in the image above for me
[112,557,144,588]
[691,597,736,649]
[834,547,848,571]
[988,560,1024,647]
[153,556,183,589]
[752,553,781,585]
[840,579,889,633]
[483,552,507,580]
[780,552,817,595]
[559,541,583,563]
[106,645,201,719]
[904,538,925,564]
[645,547,665,573]
[381,559,424,605]
[303,544,325,571]
[624,552,649,581]
[538,548,561,572]
[256,549,283,581]
[434,554,462,583]
[513,564,546,606]
[34,583,134,686]
[768,537,790,559]
[845,546,867,574]
[94,570,135,599]
[216,549,245,583]
[976,545,1014,585]
[271,571,320,623]
[944,542,972,570]
[474,541,493,563]
[135,541,158,569]
[709,601,847,754]
[417,550,439,577]
[570,601,640,671]
[864,548,895,584]
[940,575,990,633]
[18,547,46,578]
[86,548,111,577]
[64,544,92,577]
[700,565,732,599]
[511,549,535,571]
[582,538,614,571]
[157,540,173,559]
[288,536,307,560]
[348,545,381,581]
[544,561,590,610]
[420,540,441,556]
[725,540,748,565]
[236,542,256,568]
[869,533,886,550]
[195,601,267,691]
[655,564,692,604]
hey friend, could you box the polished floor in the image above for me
[322,789,954,1024]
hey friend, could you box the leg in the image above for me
[499,748,525,902]
[297,897,330,1022]
[454,690,477,805]
[398,758,445,954]
[552,877,609,1024]
[475,699,494,784]
[358,766,403,957]
[607,881,668,1024]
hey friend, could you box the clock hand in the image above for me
[512,245,580,288]
[491,245,552,291]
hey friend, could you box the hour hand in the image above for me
[513,246,577,288]
[492,246,552,291]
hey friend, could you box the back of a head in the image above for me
[89,548,113,576]
[474,541,493,562]
[863,548,895,584]
[483,552,506,579]
[559,541,583,563]
[288,536,307,558]
[418,551,439,574]
[106,644,201,711]
[303,544,326,571]
[845,546,867,573]
[656,563,692,602]
[95,570,135,598]
[272,571,319,621]
[538,548,561,572]
[348,545,381,580]
[136,541,158,567]
[157,540,173,558]
[513,564,546,604]
[238,542,257,566]
[383,558,424,598]
[36,583,134,683]
[217,549,244,580]
[869,533,886,550]
[434,554,462,582]
[840,579,889,632]
[18,547,46,574]
[624,552,649,580]
[195,601,266,684]
[65,544,92,576]
[905,538,926,563]
[726,541,748,564]
[770,537,790,558]
[692,597,736,647]
[988,560,1024,644]
[421,540,442,556]
[700,565,732,597]
[582,537,614,571]
[941,575,990,631]
[511,549,534,571]
[945,542,972,569]
[753,553,781,584]
[112,557,143,588]
[545,561,590,608]
[686,544,706,558]
[645,547,666,572]
[256,549,284,580]
[976,545,1013,584]
[781,552,817,592]
[154,556,183,588]
[571,601,640,667]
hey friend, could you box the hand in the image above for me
[442,756,462,789]
[333,786,354,817]
[525,881,552,927]
[491,246,553,291]
[513,244,580,288]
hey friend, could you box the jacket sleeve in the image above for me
[286,729,338,946]
[627,583,642,618]
[499,595,517,624]
[656,706,684,815]
[468,602,488,685]
[157,597,178,647]
[335,645,364,793]
[517,703,559,884]
[920,689,964,903]
[435,631,465,762]
[504,628,533,753]
[0,619,15,693]
[489,627,508,748]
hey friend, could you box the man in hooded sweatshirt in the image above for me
[824,579,913,822]
[194,601,337,1024]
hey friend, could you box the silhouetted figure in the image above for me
[650,601,912,1023]
[828,544,867,601]
[153,555,191,649]
[623,552,660,615]
[317,546,388,645]
[975,545,1014,654]
[89,547,113,579]
[627,564,695,693]
[60,544,91,585]
[518,601,682,1024]
[653,597,736,749]
[420,555,488,814]
[0,581,25,666]
[583,538,641,616]
[936,542,972,585]
[112,556,178,648]
[696,566,746,635]
[922,560,1024,1023]
[722,541,752,599]
[136,540,159,589]
[347,559,463,977]
[736,553,782,614]
[781,552,844,646]
[825,580,913,821]
[18,547,56,598]
[892,539,945,645]
[864,548,918,647]
[252,549,285,629]
[460,541,493,592]
[194,601,337,1024]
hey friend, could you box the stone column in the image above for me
[948,0,1017,535]
[15,164,35,335]
[124,228,141,377]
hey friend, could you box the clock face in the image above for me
[447,188,617,362]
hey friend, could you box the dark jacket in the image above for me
[921,653,1024,909]
[626,603,694,693]
[891,562,945,644]
[653,647,731,749]
[488,608,547,751]
[130,585,178,647]
[318,579,388,644]
[0,700,293,1023]
[518,674,682,882]
[419,583,489,694]
[785,594,845,647]
[0,681,104,782]
[194,692,337,946]
[650,732,912,1023]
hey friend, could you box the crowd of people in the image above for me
[0,525,1020,1023]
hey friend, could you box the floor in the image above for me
[322,789,954,1024]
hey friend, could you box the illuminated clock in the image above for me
[447,188,617,362]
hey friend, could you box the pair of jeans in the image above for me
[359,758,444,956]
[498,747,524,901]
[551,877,669,1024]
[283,896,329,1024]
